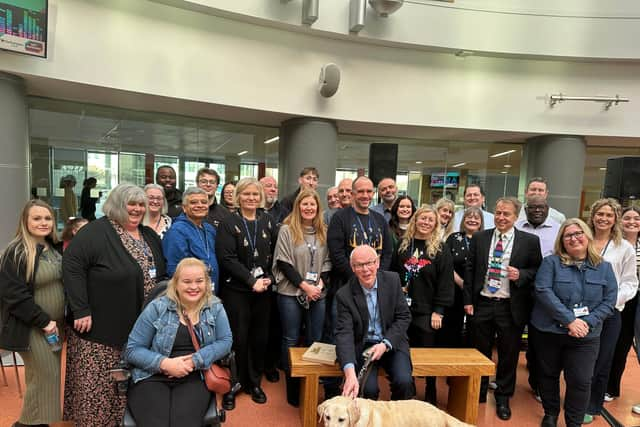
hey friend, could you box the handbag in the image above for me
[183,311,232,394]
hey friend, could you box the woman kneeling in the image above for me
[124,258,232,427]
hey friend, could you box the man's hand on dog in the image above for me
[342,367,359,398]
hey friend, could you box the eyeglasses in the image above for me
[352,259,378,271]
[563,231,585,241]
[198,179,217,185]
[147,196,163,202]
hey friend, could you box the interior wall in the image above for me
[0,0,639,139]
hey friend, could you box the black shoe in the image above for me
[250,386,267,404]
[222,390,237,411]
[265,369,280,383]
[496,401,512,421]
[541,414,558,427]
[479,394,487,403]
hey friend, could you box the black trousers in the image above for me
[530,327,599,427]
[607,295,638,396]
[127,374,210,427]
[264,291,282,373]
[409,314,437,403]
[222,287,271,389]
[437,285,467,348]
[587,310,622,415]
[357,344,414,401]
[526,323,539,392]
[470,296,523,401]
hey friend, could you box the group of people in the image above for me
[1,164,638,427]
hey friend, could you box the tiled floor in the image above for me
[1,352,638,427]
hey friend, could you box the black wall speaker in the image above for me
[603,156,640,199]
[369,143,398,186]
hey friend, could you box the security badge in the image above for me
[305,271,318,284]
[574,306,589,317]
[149,267,157,279]
[251,266,265,278]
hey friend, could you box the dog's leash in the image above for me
[356,348,376,398]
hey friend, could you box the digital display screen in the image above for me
[430,172,460,188]
[0,0,47,58]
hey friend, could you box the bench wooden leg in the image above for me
[446,375,481,424]
[299,374,319,427]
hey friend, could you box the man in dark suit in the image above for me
[463,197,542,420]
[336,245,414,400]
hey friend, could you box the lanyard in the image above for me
[306,235,317,270]
[600,238,612,257]
[241,216,259,259]
[354,209,373,244]
[366,289,379,339]
[197,226,210,255]
[132,234,152,262]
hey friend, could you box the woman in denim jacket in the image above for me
[124,258,232,427]
[530,219,617,427]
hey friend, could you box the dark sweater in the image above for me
[166,188,183,218]
[205,197,230,229]
[0,240,60,351]
[62,217,166,349]
[216,211,277,293]
[327,207,393,288]
[393,239,454,316]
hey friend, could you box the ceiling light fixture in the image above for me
[264,136,279,144]
[490,150,516,158]
[415,161,423,164]
[599,167,607,171]
[504,164,512,168]
[451,162,467,168]
[237,150,248,156]
[500,171,508,174]
[549,94,629,110]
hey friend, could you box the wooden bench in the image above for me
[289,347,495,427]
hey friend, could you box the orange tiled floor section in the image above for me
[1,352,639,427]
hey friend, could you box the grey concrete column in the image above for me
[525,135,586,218]
[0,72,30,248]
[279,118,337,203]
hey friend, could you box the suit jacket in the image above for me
[463,228,542,327]
[335,270,411,369]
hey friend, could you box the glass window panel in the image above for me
[184,160,206,189]
[51,148,85,226]
[154,155,179,187]
[119,152,146,187]
[240,163,258,179]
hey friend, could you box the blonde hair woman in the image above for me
[273,189,331,406]
[0,200,63,427]
[530,218,618,427]
[392,205,454,404]
[215,177,277,408]
[435,198,455,241]
[584,199,638,422]
[124,258,232,426]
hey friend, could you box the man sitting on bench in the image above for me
[336,245,414,400]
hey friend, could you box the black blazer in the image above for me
[463,228,542,327]
[335,270,411,369]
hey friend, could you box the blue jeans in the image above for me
[277,294,326,372]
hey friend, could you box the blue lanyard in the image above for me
[241,216,259,258]
[198,226,209,254]
[354,209,373,244]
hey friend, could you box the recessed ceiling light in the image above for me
[452,162,467,168]
[264,136,279,144]
[504,164,512,168]
[490,149,516,158]
[415,161,423,164]
[237,150,248,156]
[599,167,607,171]
[500,171,508,174]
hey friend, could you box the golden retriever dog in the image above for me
[317,396,474,427]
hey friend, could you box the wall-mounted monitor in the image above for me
[0,0,47,58]
[430,172,460,188]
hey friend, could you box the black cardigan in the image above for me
[63,217,166,349]
[216,210,278,293]
[0,241,59,351]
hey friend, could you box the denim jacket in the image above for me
[123,295,233,383]
[531,255,618,338]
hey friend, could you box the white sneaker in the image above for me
[488,381,498,390]
[604,393,616,402]
[632,403,640,415]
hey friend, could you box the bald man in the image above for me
[336,245,413,400]
[260,176,285,223]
